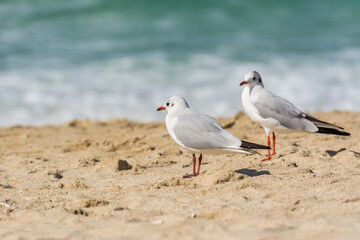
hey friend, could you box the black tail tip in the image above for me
[317,128,351,136]
[241,140,270,150]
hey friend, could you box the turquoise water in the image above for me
[0,0,359,126]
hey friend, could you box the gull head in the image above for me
[157,96,190,112]
[240,71,263,87]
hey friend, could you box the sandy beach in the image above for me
[0,111,359,239]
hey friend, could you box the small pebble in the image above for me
[152,220,163,225]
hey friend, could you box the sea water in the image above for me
[0,0,359,126]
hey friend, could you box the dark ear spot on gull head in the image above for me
[157,96,190,112]
[242,71,263,86]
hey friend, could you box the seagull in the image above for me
[240,71,350,161]
[157,96,270,178]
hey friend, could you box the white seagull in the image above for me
[240,71,350,161]
[157,96,270,178]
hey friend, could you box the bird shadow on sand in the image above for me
[235,168,270,177]
[325,148,346,157]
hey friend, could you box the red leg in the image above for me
[196,154,202,176]
[271,132,276,155]
[183,154,197,178]
[262,135,272,161]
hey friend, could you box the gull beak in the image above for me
[157,106,166,111]
[240,81,248,86]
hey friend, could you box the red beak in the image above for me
[157,106,166,111]
[240,81,248,86]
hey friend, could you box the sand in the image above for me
[0,111,359,239]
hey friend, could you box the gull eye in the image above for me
[252,77,256,80]
[171,103,174,107]
[166,102,169,107]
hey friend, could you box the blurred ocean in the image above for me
[0,0,359,126]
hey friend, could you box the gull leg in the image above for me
[192,153,196,176]
[271,132,276,156]
[183,154,197,178]
[196,154,202,176]
[262,136,272,161]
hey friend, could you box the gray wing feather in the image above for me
[254,92,318,132]
[173,111,241,149]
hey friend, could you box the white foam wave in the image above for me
[0,50,359,127]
